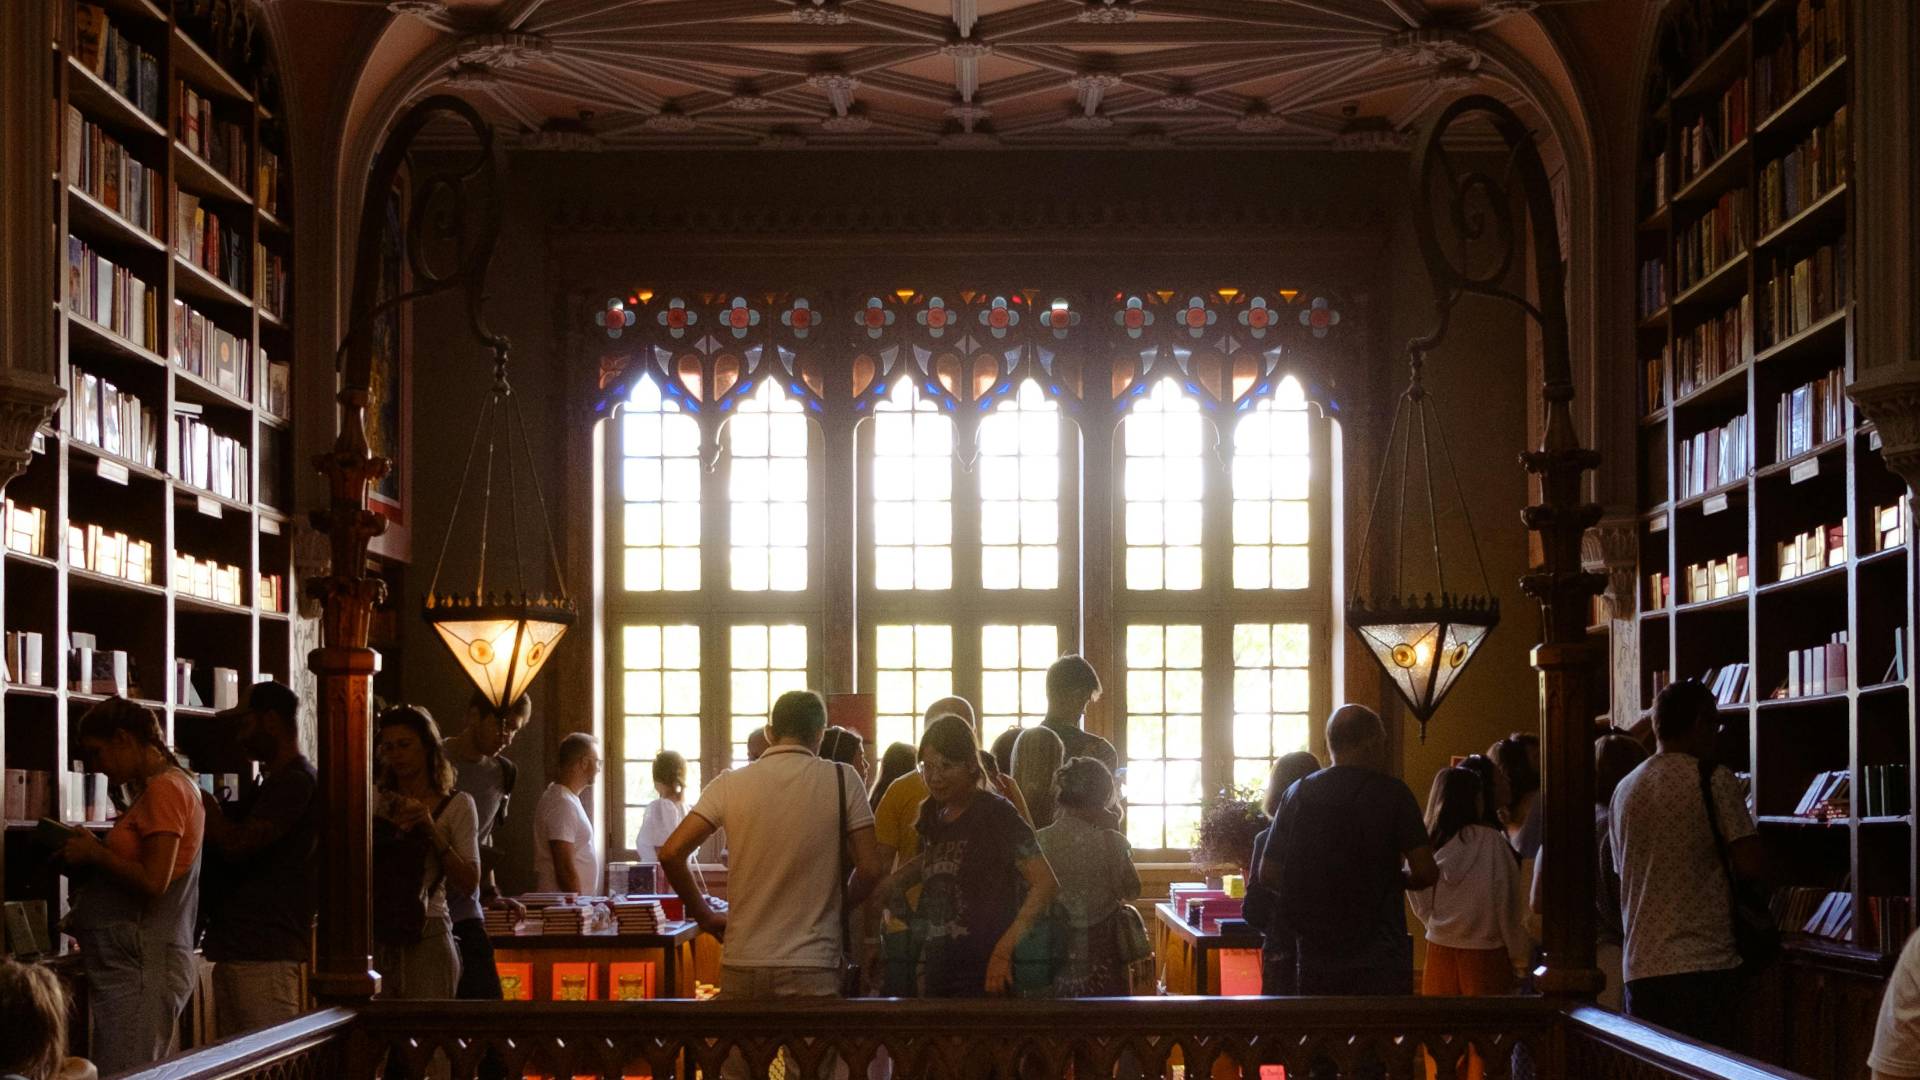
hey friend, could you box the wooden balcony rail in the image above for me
[110,998,1817,1080]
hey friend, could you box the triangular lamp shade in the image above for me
[425,596,575,709]
[1349,596,1498,741]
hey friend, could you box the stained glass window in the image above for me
[620,377,701,591]
[872,381,953,591]
[874,623,953,752]
[1124,624,1205,850]
[1233,376,1312,590]
[1123,380,1205,591]
[979,380,1060,590]
[729,624,809,767]
[620,624,702,822]
[1232,622,1313,791]
[979,623,1058,749]
[729,380,809,592]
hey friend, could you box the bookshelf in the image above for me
[1635,0,1915,968]
[0,0,295,923]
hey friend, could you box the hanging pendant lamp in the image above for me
[423,341,576,708]
[1348,346,1498,741]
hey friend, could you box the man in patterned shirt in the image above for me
[1611,679,1766,1049]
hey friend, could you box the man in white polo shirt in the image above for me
[659,689,886,1004]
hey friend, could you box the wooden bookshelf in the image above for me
[1636,0,1910,971]
[1,0,294,916]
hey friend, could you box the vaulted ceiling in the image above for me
[378,0,1572,151]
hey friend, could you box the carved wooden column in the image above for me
[0,0,68,904]
[1583,515,1640,729]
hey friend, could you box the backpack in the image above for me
[371,793,456,945]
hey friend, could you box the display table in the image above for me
[1153,902,1264,996]
[491,922,703,1000]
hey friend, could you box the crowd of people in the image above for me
[24,662,1920,1080]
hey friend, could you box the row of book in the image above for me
[1774,887,1853,941]
[175,192,248,294]
[63,108,160,237]
[1677,188,1750,293]
[72,5,163,123]
[71,368,160,468]
[1638,257,1668,319]
[66,237,161,351]
[4,632,46,688]
[174,659,241,710]
[1860,764,1910,819]
[173,553,245,607]
[1684,553,1750,603]
[1790,769,1851,819]
[1642,348,1667,415]
[258,571,286,614]
[1677,413,1750,498]
[1700,661,1752,706]
[173,406,250,503]
[257,245,288,321]
[1758,238,1848,348]
[177,82,249,191]
[1678,75,1748,186]
[68,632,134,697]
[3,766,113,823]
[1757,107,1849,236]
[1754,0,1848,121]
[1777,520,1845,582]
[1674,294,1749,398]
[1647,570,1672,608]
[1780,631,1848,698]
[69,522,156,586]
[258,146,285,217]
[1872,498,1912,553]
[1772,368,1846,462]
[5,499,48,559]
[171,300,253,401]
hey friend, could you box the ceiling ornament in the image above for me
[387,1,449,18]
[1062,112,1114,131]
[454,32,552,69]
[1076,0,1136,23]
[520,122,604,152]
[945,102,992,132]
[641,110,699,133]
[1381,28,1483,69]
[821,110,874,133]
[1234,108,1289,134]
[1157,94,1206,113]
[1482,0,1540,13]
[442,63,497,89]
[808,72,862,114]
[726,95,777,112]
[1332,115,1409,152]
[792,0,850,25]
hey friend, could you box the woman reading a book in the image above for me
[55,698,205,1075]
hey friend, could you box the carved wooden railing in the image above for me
[114,999,1814,1080]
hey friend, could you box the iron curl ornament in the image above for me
[1380,93,1608,998]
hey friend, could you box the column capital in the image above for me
[1850,365,1920,493]
[0,372,65,489]
[1581,511,1640,619]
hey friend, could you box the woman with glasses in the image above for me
[883,714,1057,997]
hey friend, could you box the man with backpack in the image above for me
[1259,704,1436,995]
[445,692,529,1003]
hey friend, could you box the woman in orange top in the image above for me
[57,698,205,1075]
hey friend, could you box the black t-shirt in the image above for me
[1264,765,1426,952]
[913,791,1041,996]
[202,756,319,962]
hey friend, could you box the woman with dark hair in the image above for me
[57,697,204,1074]
[1244,750,1322,994]
[888,714,1057,996]
[1490,733,1543,857]
[821,725,870,784]
[869,741,916,812]
[1036,757,1140,997]
[1409,767,1528,1002]
[634,750,687,863]
[373,705,479,1000]
[1456,754,1510,833]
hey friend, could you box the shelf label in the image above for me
[1703,493,1729,516]
[1790,459,1820,485]
[1649,513,1669,533]
[95,458,127,486]
[260,517,281,536]
[197,495,222,519]
[1872,429,1884,452]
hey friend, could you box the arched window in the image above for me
[1114,374,1334,855]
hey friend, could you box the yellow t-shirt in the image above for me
[874,771,928,866]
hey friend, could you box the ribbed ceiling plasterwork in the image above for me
[381,0,1558,150]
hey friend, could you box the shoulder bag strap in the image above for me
[1696,760,1743,930]
[428,792,459,897]
[836,763,851,958]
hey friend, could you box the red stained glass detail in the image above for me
[852,354,877,397]
[934,354,962,398]
[1232,354,1260,401]
[1195,352,1225,401]
[678,356,704,401]
[714,355,741,399]
[1123,309,1147,330]
[971,356,998,401]
[1111,366,1135,399]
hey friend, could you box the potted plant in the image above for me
[1193,784,1268,882]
